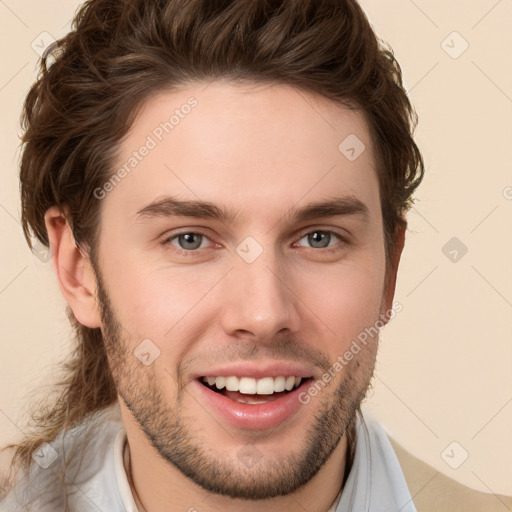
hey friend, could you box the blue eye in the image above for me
[161,228,345,258]
[296,230,342,249]
[167,232,210,252]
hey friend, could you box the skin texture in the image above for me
[45,81,405,512]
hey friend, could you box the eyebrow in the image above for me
[136,195,369,224]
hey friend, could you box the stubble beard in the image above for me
[94,265,377,500]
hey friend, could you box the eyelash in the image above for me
[161,228,347,257]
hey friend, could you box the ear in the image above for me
[44,207,102,328]
[380,219,406,322]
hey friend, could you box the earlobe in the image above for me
[44,207,102,328]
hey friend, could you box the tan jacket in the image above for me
[389,437,512,512]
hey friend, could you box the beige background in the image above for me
[0,0,511,496]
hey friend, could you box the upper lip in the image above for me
[191,362,316,381]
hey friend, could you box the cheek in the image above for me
[301,259,385,339]
[102,259,219,347]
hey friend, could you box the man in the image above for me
[1,0,510,510]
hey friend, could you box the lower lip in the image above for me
[192,379,309,430]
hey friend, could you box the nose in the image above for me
[220,248,301,343]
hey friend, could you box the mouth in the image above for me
[193,373,314,430]
[199,375,312,404]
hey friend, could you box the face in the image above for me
[91,81,396,499]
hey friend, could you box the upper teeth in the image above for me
[202,376,302,394]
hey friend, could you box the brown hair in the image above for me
[3,0,424,492]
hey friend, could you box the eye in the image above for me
[161,228,346,257]
[164,232,212,253]
[295,230,344,250]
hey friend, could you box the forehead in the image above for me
[102,81,380,227]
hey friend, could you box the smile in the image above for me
[194,374,313,429]
[202,375,303,395]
